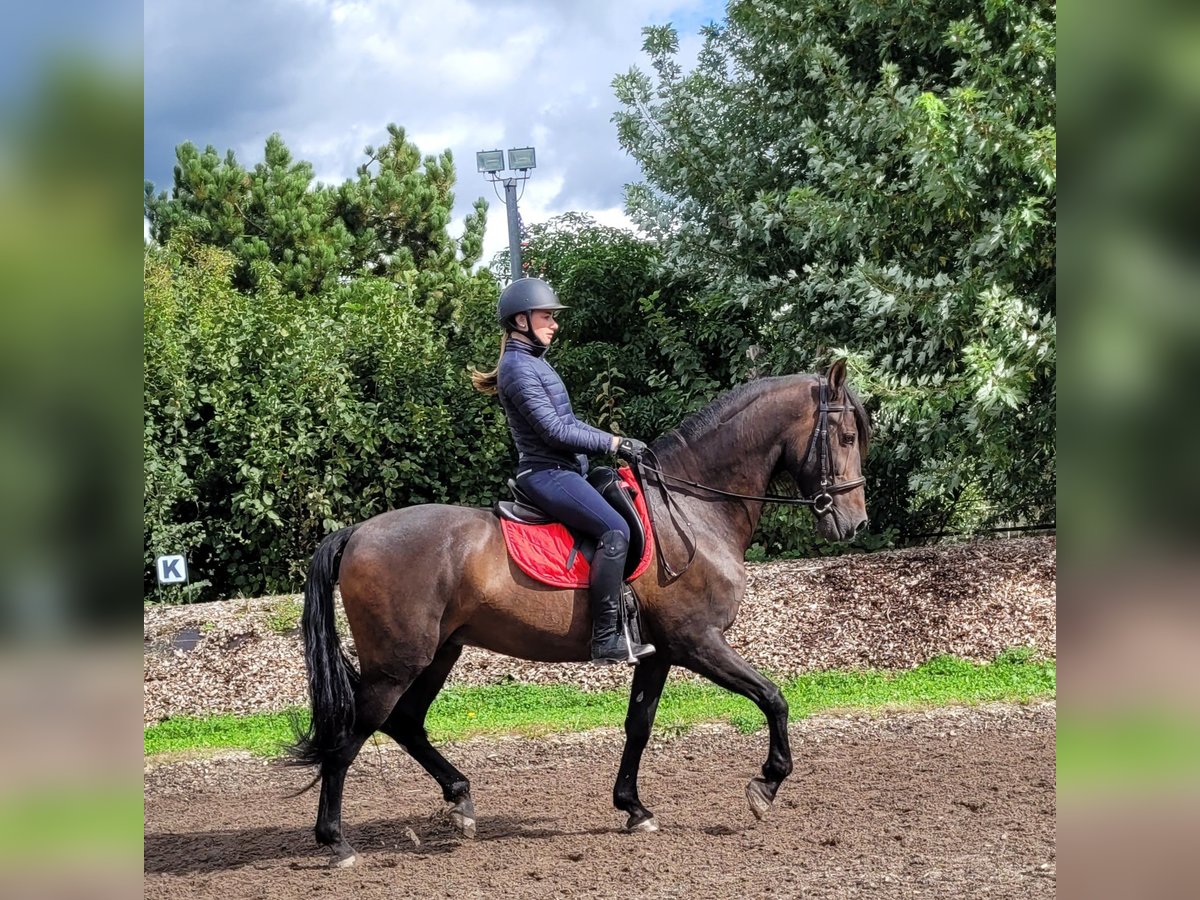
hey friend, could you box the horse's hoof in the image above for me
[329,840,357,868]
[449,797,476,839]
[624,812,659,833]
[452,813,476,839]
[746,776,774,820]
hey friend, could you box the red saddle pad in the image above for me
[500,466,655,589]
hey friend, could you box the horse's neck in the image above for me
[663,431,781,498]
[656,388,792,546]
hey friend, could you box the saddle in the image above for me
[494,466,653,589]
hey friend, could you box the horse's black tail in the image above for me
[286,524,362,775]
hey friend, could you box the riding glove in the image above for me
[616,437,649,461]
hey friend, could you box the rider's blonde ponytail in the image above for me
[470,331,509,395]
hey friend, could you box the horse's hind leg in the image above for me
[614,654,671,832]
[315,674,411,867]
[379,642,476,838]
[680,630,793,821]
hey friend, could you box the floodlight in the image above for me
[476,150,505,173]
[477,143,537,282]
[507,147,537,170]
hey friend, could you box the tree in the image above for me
[144,125,488,300]
[613,0,1056,537]
[144,127,503,600]
[144,234,505,601]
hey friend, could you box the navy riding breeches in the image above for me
[515,467,630,543]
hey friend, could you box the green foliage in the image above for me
[747,504,896,562]
[264,596,303,635]
[144,709,301,758]
[144,127,512,601]
[613,0,1056,538]
[143,653,1056,756]
[144,231,507,601]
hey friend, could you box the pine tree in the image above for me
[144,124,489,301]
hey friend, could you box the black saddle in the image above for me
[494,466,647,580]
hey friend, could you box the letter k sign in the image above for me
[156,554,188,585]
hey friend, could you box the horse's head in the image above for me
[784,359,870,542]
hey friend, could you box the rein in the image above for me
[636,376,865,581]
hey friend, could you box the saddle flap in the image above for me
[587,466,646,580]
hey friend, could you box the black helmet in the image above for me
[497,277,568,326]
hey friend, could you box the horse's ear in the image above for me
[827,358,848,398]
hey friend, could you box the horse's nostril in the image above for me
[853,519,867,537]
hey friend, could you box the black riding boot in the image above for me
[590,529,656,664]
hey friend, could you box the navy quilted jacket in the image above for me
[497,339,612,471]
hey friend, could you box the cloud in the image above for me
[144,0,721,265]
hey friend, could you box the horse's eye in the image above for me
[841,432,855,445]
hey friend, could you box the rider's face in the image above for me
[527,309,559,345]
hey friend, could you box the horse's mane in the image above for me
[671,379,777,445]
[663,374,872,459]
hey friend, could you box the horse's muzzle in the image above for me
[817,507,867,543]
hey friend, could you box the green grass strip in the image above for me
[145,651,1054,758]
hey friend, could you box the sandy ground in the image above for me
[145,701,1055,900]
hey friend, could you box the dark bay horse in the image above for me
[289,360,870,866]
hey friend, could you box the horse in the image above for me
[288,359,871,867]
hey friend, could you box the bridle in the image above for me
[634,376,865,580]
[800,375,867,514]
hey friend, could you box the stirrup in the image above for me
[621,612,655,664]
[590,617,655,666]
[590,639,655,666]
[590,625,656,666]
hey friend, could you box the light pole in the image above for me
[476,146,537,282]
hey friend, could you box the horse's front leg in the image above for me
[613,654,671,832]
[680,629,792,821]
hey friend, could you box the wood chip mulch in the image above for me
[143,536,1055,725]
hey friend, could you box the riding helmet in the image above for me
[497,277,569,326]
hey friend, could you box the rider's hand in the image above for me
[616,437,649,461]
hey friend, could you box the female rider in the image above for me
[472,277,655,664]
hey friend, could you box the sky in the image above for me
[144,0,724,268]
